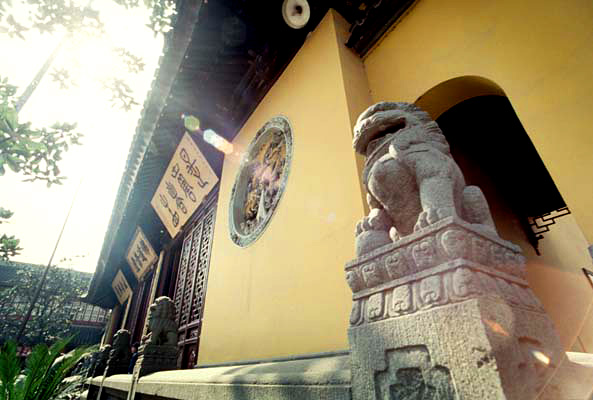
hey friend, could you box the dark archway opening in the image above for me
[436,96,567,254]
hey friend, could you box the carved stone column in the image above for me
[347,102,565,399]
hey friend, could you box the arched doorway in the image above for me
[435,95,566,255]
[414,76,593,353]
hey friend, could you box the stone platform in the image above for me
[87,349,593,399]
[90,352,351,400]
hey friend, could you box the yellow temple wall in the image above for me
[363,0,593,351]
[198,11,370,364]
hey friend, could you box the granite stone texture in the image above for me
[347,218,565,399]
[348,102,566,400]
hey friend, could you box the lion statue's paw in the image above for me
[414,207,456,231]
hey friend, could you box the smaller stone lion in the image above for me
[109,329,131,362]
[105,329,131,376]
[142,296,178,347]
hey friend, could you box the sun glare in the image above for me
[0,1,164,272]
[68,37,122,81]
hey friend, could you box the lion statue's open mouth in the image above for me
[352,102,498,256]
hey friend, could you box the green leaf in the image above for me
[4,108,18,131]
[28,142,46,152]
[5,156,19,173]
[0,341,20,400]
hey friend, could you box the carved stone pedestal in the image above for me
[133,344,177,378]
[346,217,565,400]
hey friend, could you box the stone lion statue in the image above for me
[142,296,178,347]
[353,102,497,255]
[108,329,131,361]
[110,329,131,356]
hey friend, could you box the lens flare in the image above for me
[484,319,509,336]
[183,114,200,132]
[532,350,551,366]
[181,114,233,154]
[203,129,234,155]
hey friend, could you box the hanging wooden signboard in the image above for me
[151,132,219,237]
[112,270,132,304]
[126,227,158,280]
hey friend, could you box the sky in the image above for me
[0,2,164,272]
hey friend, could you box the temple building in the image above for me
[84,0,593,398]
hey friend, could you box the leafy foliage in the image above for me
[49,68,75,91]
[0,266,87,347]
[113,47,145,74]
[0,77,81,260]
[0,77,82,186]
[0,0,175,37]
[0,0,177,113]
[0,338,89,400]
[0,235,21,261]
[145,0,177,35]
[102,78,139,111]
[0,208,21,261]
[113,0,176,35]
[0,0,103,37]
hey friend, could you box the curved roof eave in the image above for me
[81,0,203,307]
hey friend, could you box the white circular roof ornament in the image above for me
[282,0,310,29]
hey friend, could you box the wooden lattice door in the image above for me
[173,200,217,369]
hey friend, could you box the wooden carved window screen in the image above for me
[173,198,217,368]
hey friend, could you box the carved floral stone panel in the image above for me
[374,346,456,400]
[229,116,293,247]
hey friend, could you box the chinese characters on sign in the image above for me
[151,132,219,237]
[126,227,158,280]
[112,270,132,304]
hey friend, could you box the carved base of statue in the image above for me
[132,344,178,378]
[346,217,565,400]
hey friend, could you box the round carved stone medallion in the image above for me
[229,116,293,247]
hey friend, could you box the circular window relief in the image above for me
[229,116,293,247]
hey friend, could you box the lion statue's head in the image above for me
[112,329,131,350]
[353,102,448,157]
[147,296,176,324]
